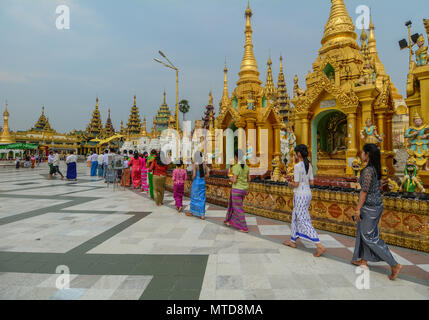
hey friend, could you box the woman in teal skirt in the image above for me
[186,152,209,220]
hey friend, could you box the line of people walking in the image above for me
[93,143,402,281]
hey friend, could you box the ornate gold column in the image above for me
[273,124,282,157]
[344,110,358,176]
[353,84,379,129]
[256,122,264,158]
[301,114,309,146]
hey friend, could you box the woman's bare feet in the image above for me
[239,229,248,233]
[200,216,205,220]
[283,241,297,248]
[224,221,231,227]
[351,260,368,268]
[185,212,193,217]
[389,264,402,280]
[313,244,326,257]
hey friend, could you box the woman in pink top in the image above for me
[172,162,187,212]
[141,152,149,193]
[128,152,143,189]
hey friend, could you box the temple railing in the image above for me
[165,173,429,253]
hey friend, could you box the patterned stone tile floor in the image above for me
[0,163,428,300]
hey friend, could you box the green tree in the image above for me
[179,99,190,121]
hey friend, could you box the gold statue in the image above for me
[360,118,383,145]
[351,157,362,177]
[415,34,429,67]
[293,75,305,97]
[271,155,286,182]
[405,112,429,170]
[387,178,400,193]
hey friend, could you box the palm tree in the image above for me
[179,99,190,121]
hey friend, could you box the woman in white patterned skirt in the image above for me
[283,144,326,257]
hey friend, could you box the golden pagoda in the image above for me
[153,91,173,134]
[215,3,284,173]
[276,55,292,125]
[140,117,148,137]
[291,0,397,177]
[104,108,115,138]
[86,97,103,137]
[126,95,142,135]
[264,55,277,102]
[0,102,15,144]
[32,106,54,132]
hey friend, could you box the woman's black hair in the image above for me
[294,144,310,174]
[155,151,166,165]
[142,151,148,158]
[150,149,157,155]
[194,151,205,177]
[176,160,183,168]
[363,143,382,180]
[133,152,139,159]
[234,150,245,169]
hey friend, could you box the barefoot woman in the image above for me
[351,143,402,280]
[283,144,326,257]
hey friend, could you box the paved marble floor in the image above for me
[0,163,428,300]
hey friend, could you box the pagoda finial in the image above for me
[209,91,213,105]
[237,2,261,86]
[265,54,276,100]
[96,97,99,108]
[321,0,357,52]
[163,90,166,105]
[220,62,230,110]
[133,95,136,106]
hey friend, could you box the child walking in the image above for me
[172,162,187,212]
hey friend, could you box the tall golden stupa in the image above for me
[292,0,400,177]
[0,102,15,144]
[215,3,284,173]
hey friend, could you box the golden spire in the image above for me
[237,2,262,86]
[320,0,358,53]
[220,62,230,110]
[0,100,15,144]
[141,117,147,137]
[209,91,213,105]
[133,95,137,106]
[265,53,276,100]
[96,97,99,108]
[163,90,166,105]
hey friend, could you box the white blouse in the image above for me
[293,161,314,194]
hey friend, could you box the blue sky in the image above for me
[0,0,427,132]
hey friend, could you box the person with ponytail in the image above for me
[283,144,326,257]
[186,151,209,220]
[224,150,250,233]
[352,143,402,280]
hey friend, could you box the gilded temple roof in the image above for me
[126,95,142,135]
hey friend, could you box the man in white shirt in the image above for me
[90,152,98,177]
[50,150,64,180]
[102,150,109,181]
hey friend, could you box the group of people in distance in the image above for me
[14,153,41,169]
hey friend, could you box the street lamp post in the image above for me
[154,51,180,132]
